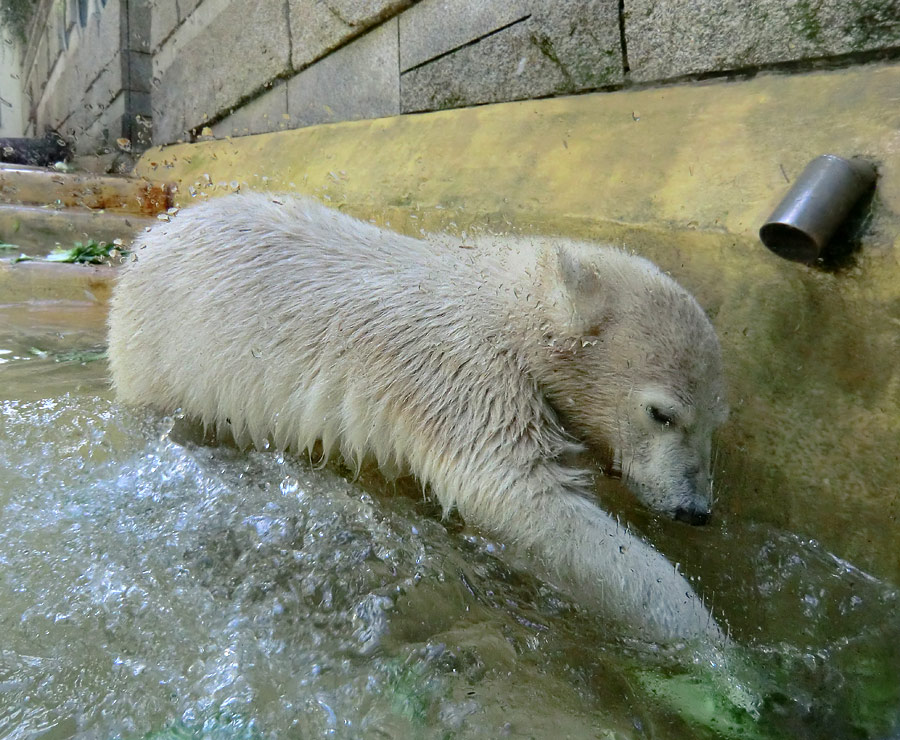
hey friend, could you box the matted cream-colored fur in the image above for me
[108,193,728,643]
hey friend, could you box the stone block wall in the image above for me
[169,0,626,143]
[0,29,26,136]
[150,0,417,142]
[18,0,900,152]
[22,0,152,155]
[625,0,899,82]
[166,0,900,147]
[399,0,623,113]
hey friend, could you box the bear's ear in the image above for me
[556,245,611,337]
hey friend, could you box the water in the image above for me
[1,312,898,739]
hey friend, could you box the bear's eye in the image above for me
[647,405,676,426]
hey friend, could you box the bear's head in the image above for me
[538,244,729,525]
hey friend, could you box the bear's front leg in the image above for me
[453,459,724,645]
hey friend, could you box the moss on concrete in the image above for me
[788,0,824,44]
[845,0,900,48]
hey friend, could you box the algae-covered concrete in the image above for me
[135,63,900,583]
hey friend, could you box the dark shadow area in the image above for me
[816,182,879,272]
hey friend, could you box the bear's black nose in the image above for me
[674,507,711,526]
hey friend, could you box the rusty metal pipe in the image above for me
[760,155,877,263]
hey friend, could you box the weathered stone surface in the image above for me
[0,163,172,212]
[152,0,229,75]
[125,49,153,95]
[24,0,151,152]
[85,51,123,113]
[36,58,70,134]
[149,0,179,52]
[81,94,126,154]
[126,92,153,148]
[88,0,124,78]
[49,15,121,142]
[212,82,289,138]
[58,2,134,151]
[33,48,74,136]
[44,0,121,137]
[127,0,152,53]
[179,0,205,20]
[47,5,63,71]
[625,0,900,82]
[399,0,531,71]
[33,36,49,97]
[152,0,290,145]
[287,0,413,70]
[287,18,399,127]
[401,0,622,113]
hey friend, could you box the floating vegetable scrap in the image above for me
[10,239,129,265]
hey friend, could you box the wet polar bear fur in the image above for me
[108,193,729,644]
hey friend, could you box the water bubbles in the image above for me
[439,698,478,730]
[353,593,393,655]
[279,475,300,497]
[113,657,147,677]
[315,696,338,729]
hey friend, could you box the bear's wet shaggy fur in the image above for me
[108,193,728,643]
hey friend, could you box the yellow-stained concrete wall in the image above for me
[136,62,900,583]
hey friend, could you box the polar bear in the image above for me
[108,193,729,644]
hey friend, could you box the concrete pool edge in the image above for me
[0,258,116,304]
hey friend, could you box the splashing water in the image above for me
[0,353,898,738]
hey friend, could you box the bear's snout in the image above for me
[673,505,711,526]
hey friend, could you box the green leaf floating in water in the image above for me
[26,347,107,364]
[383,658,435,725]
[45,240,127,264]
[54,348,107,364]
[3,239,128,263]
[636,669,768,739]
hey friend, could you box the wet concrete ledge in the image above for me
[0,165,173,216]
[0,259,116,305]
[109,61,895,584]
